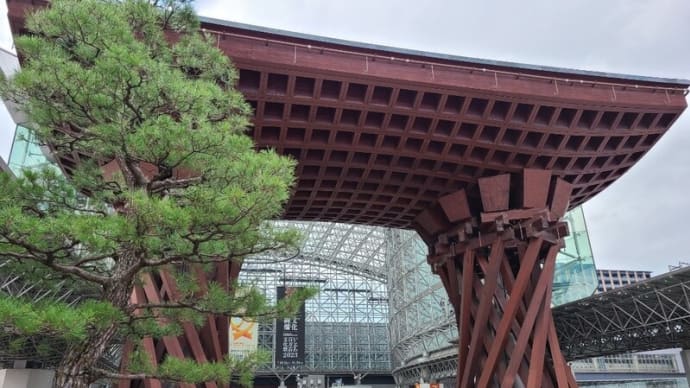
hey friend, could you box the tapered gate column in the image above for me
[118,261,240,388]
[414,169,578,388]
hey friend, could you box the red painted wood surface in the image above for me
[7,0,688,228]
[427,169,578,387]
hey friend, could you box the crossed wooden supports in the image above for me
[415,169,578,388]
[118,261,241,388]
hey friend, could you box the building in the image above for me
[596,269,652,293]
[571,353,685,387]
[241,223,393,388]
[0,1,20,166]
[569,271,686,387]
[0,118,603,387]
[2,1,689,387]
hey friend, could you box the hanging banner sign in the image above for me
[275,286,305,367]
[229,317,257,359]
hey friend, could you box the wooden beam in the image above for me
[480,207,548,224]
[140,273,186,359]
[478,174,510,212]
[438,189,472,222]
[459,240,505,388]
[527,296,550,387]
[500,245,557,388]
[457,249,475,370]
[550,178,573,219]
[522,169,552,208]
[476,238,545,387]
[549,321,571,387]
[426,170,577,388]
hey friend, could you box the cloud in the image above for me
[196,0,690,274]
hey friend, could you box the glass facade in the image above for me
[0,25,20,163]
[7,125,58,174]
[386,228,456,369]
[241,222,391,374]
[552,206,599,306]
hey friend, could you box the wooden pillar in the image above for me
[119,262,239,388]
[415,169,578,388]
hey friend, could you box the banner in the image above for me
[275,286,305,367]
[229,317,257,359]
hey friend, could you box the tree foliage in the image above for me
[0,0,313,386]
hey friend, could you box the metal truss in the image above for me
[1,209,649,383]
[0,260,82,368]
[385,228,457,370]
[554,265,690,361]
[392,348,458,386]
[242,221,391,375]
[0,261,84,306]
[0,261,121,370]
[272,220,387,281]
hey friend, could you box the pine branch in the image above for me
[0,243,110,285]
[148,176,203,194]
[141,243,289,267]
[90,368,182,384]
[128,301,292,319]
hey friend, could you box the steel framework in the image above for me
[554,265,690,361]
[0,260,83,368]
[0,261,121,372]
[241,221,391,375]
[6,183,689,385]
[386,228,457,369]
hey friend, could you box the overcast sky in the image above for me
[196,0,690,275]
[0,1,16,162]
[0,2,686,275]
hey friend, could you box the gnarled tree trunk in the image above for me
[54,254,137,388]
[53,320,122,388]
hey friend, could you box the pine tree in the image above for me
[0,1,312,387]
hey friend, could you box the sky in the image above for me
[0,1,686,275]
[195,0,690,275]
[0,0,16,163]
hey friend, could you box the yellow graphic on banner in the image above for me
[229,317,257,359]
[231,319,255,340]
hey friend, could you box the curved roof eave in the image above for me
[200,16,690,88]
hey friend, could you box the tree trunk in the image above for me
[53,264,136,388]
[53,321,121,388]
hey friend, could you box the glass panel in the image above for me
[552,206,599,306]
[7,125,59,174]
[242,222,392,372]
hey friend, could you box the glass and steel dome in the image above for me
[240,211,596,382]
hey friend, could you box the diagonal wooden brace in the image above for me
[421,169,579,388]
